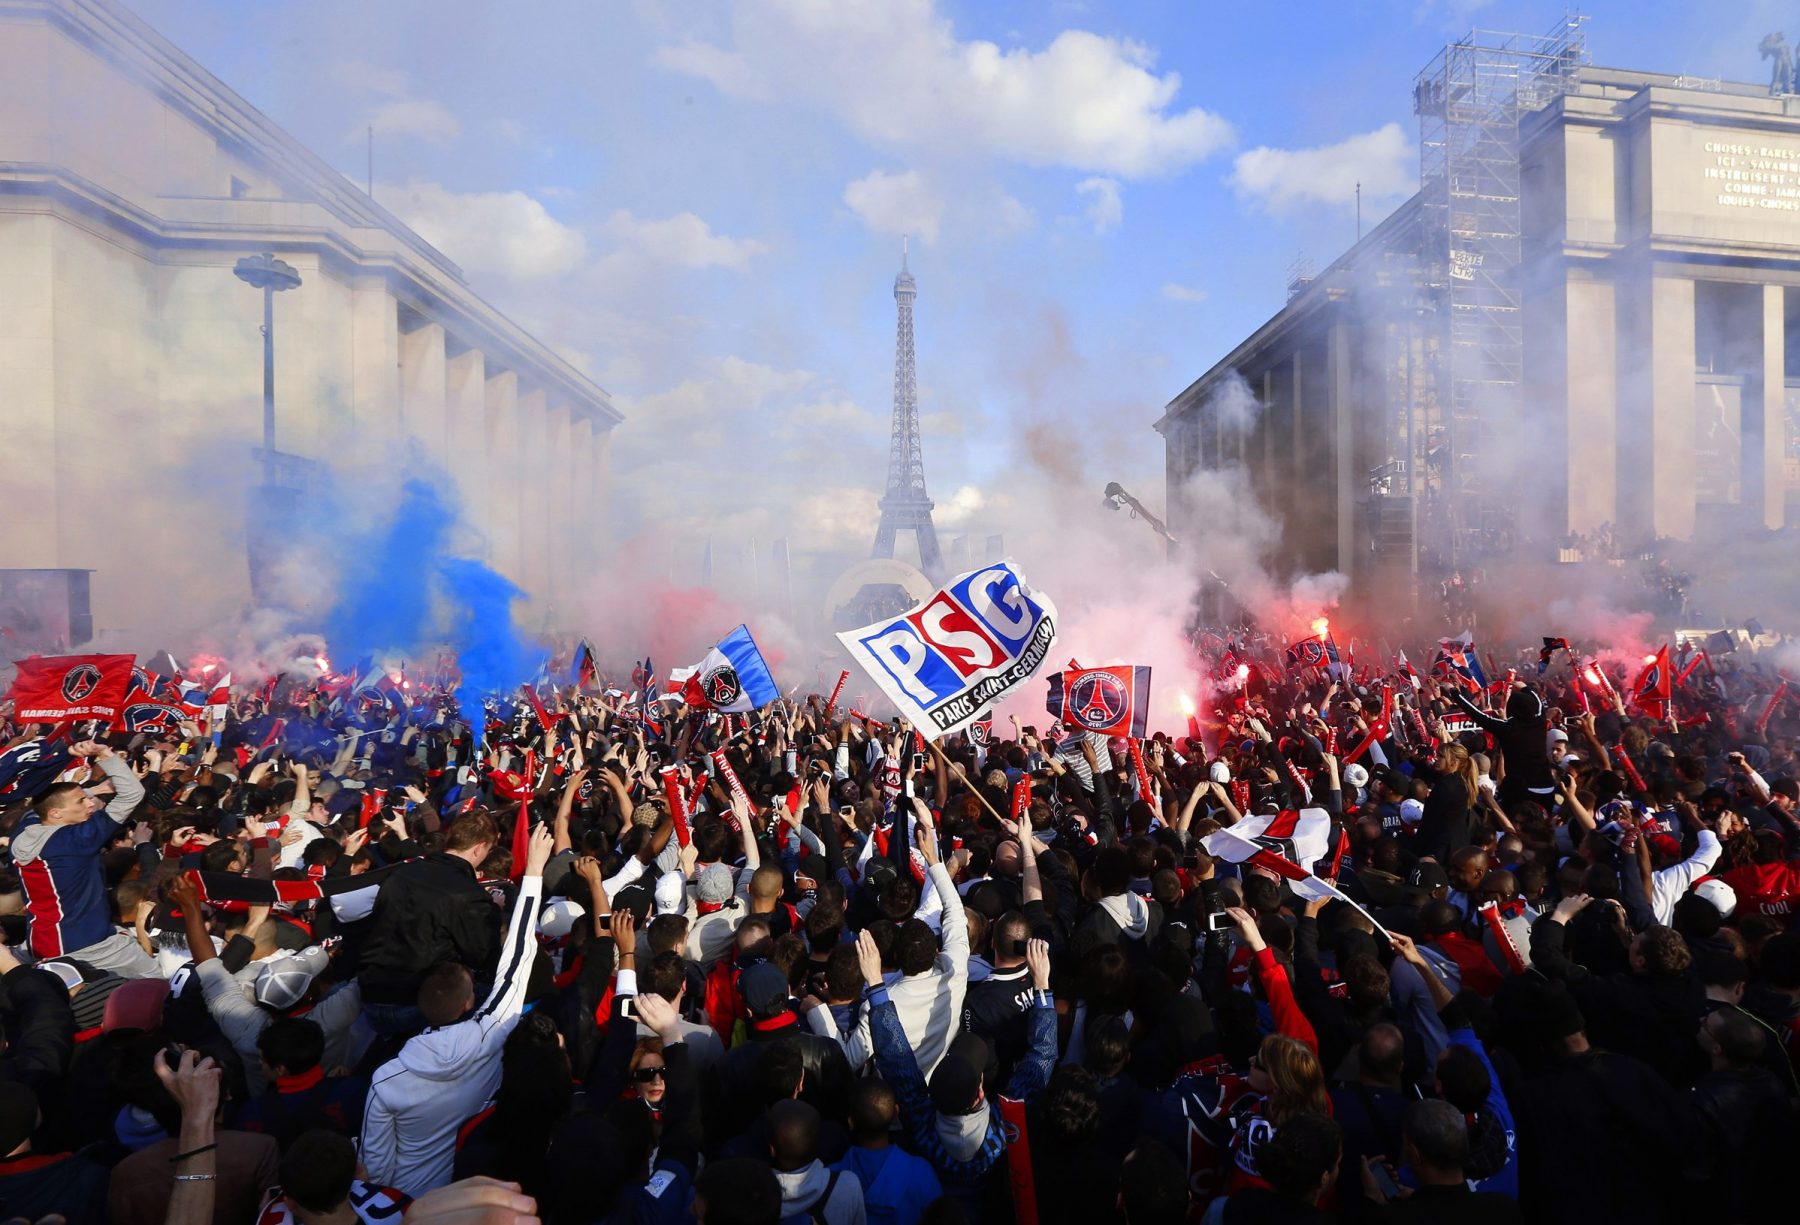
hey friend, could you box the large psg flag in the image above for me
[1045,665,1152,739]
[9,654,135,723]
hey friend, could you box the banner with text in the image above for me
[837,560,1059,741]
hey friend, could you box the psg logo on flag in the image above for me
[700,663,742,709]
[1068,671,1130,733]
[121,703,170,732]
[61,664,102,703]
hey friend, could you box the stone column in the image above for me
[544,402,573,618]
[1648,273,1697,540]
[590,423,615,565]
[1565,278,1618,534]
[445,347,487,543]
[484,370,521,582]
[1758,285,1787,530]
[1620,270,1695,540]
[1328,318,1355,575]
[0,215,57,567]
[569,415,597,573]
[399,321,447,467]
[516,389,550,607]
[350,281,401,453]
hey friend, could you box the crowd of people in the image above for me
[0,635,1793,1225]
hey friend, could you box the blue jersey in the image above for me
[12,755,141,958]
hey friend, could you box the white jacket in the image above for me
[1651,829,1721,925]
[359,875,543,1196]
[877,863,968,1077]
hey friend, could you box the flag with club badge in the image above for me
[1045,665,1152,739]
[1285,636,1327,670]
[8,654,136,723]
[1631,645,1673,720]
[671,626,779,714]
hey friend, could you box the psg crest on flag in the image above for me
[1068,671,1130,733]
[60,664,102,703]
[699,663,742,709]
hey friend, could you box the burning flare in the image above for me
[1312,617,1330,639]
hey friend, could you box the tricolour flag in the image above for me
[1203,820,1388,937]
[674,626,779,714]
[1045,665,1151,739]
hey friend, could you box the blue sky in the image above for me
[131,0,1791,595]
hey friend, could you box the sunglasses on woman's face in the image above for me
[634,1066,667,1083]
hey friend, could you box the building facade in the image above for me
[0,0,618,642]
[1158,40,1800,595]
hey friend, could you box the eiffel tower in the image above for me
[870,240,943,579]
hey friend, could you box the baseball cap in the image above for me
[1208,761,1232,785]
[253,946,327,1011]
[654,871,686,916]
[1548,728,1570,743]
[696,864,735,906]
[1693,878,1737,918]
[737,962,790,1018]
[38,959,124,1032]
[1399,798,1425,826]
[928,1048,985,1116]
[538,898,587,940]
[1406,862,1450,895]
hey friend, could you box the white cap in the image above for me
[1343,763,1369,790]
[538,898,587,940]
[654,871,687,916]
[1693,879,1737,918]
[1399,798,1425,825]
[1208,761,1231,785]
[1548,728,1570,743]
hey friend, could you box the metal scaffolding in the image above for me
[1413,18,1587,568]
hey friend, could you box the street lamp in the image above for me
[233,254,302,486]
[1102,481,1178,545]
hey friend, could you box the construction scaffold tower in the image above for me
[1413,17,1587,569]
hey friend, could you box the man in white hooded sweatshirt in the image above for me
[359,823,552,1196]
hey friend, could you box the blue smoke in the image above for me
[316,474,544,745]
[321,479,449,657]
[441,557,545,744]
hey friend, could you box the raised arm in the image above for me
[470,825,552,1046]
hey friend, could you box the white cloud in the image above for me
[364,97,462,148]
[335,60,462,149]
[1162,282,1207,303]
[1076,176,1122,234]
[383,181,587,283]
[656,0,1233,178]
[602,210,770,271]
[1230,122,1415,214]
[935,484,986,526]
[844,170,943,244]
[988,192,1035,238]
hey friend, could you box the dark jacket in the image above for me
[712,1017,853,1144]
[0,1150,108,1225]
[1690,1065,1794,1223]
[1378,1183,1523,1225]
[1516,1049,1698,1225]
[1413,766,1473,865]
[1451,688,1553,805]
[357,853,501,1006]
[961,963,1034,1080]
[236,1067,370,1148]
